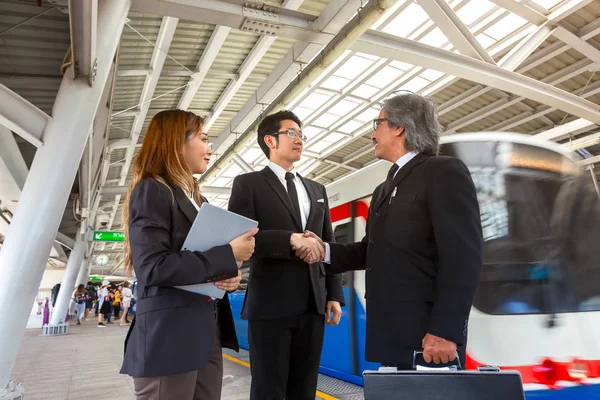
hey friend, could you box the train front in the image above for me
[443,133,600,399]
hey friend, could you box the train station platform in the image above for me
[9,320,365,400]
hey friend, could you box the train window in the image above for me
[472,170,600,315]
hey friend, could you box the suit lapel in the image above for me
[172,185,199,224]
[374,153,430,210]
[261,167,302,230]
[298,174,319,230]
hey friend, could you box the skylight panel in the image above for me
[308,140,332,153]
[352,84,381,99]
[312,113,341,128]
[338,120,366,134]
[354,52,380,61]
[354,108,379,124]
[484,14,528,41]
[390,60,413,71]
[456,0,495,25]
[303,126,325,138]
[321,76,351,91]
[291,106,313,121]
[475,33,496,49]
[242,147,263,164]
[399,76,430,93]
[213,177,231,187]
[336,55,374,80]
[222,163,242,178]
[382,3,429,38]
[365,66,404,89]
[325,132,349,143]
[298,92,332,110]
[420,27,449,47]
[329,99,360,116]
[419,69,445,82]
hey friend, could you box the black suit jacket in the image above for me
[326,153,483,365]
[228,166,345,320]
[120,178,239,378]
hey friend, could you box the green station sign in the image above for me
[93,231,124,242]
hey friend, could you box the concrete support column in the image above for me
[0,0,131,387]
[50,235,86,326]
[76,257,91,287]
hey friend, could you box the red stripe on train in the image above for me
[330,200,369,223]
[467,353,600,387]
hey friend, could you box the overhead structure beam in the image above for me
[0,84,49,148]
[203,0,305,130]
[130,0,331,44]
[204,0,395,182]
[232,154,254,173]
[105,17,178,232]
[418,0,495,64]
[205,36,276,130]
[498,22,555,71]
[547,0,595,22]
[177,26,231,110]
[68,0,97,85]
[116,69,268,82]
[535,118,597,142]
[352,31,600,124]
[553,26,600,64]
[488,0,546,25]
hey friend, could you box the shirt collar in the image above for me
[394,151,419,172]
[268,161,297,181]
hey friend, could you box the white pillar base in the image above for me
[0,381,24,400]
[41,323,69,337]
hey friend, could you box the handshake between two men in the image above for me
[290,230,325,264]
[289,230,341,326]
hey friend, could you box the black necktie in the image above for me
[383,163,399,194]
[285,172,302,226]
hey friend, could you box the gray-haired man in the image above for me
[299,91,484,369]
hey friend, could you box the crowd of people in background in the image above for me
[62,280,135,327]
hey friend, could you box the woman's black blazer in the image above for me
[120,178,239,378]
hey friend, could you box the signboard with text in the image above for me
[92,231,124,242]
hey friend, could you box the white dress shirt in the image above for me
[268,161,311,230]
[187,193,200,211]
[324,151,419,263]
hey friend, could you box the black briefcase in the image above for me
[363,352,525,400]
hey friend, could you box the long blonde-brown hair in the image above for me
[122,110,204,274]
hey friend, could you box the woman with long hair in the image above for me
[119,110,257,399]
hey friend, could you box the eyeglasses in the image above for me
[271,128,308,142]
[373,118,391,131]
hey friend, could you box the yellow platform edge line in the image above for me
[222,353,339,400]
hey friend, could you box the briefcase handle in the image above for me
[412,350,463,370]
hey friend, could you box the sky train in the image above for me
[229,132,600,399]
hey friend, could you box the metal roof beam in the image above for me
[547,0,595,22]
[177,26,231,110]
[208,0,392,169]
[130,0,331,44]
[203,0,305,130]
[105,17,178,231]
[68,0,97,85]
[117,69,268,82]
[553,26,600,64]
[352,31,600,124]
[418,0,495,64]
[535,118,597,142]
[438,84,484,115]
[0,84,49,148]
[498,21,555,71]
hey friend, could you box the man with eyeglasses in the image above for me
[299,91,483,371]
[228,110,345,400]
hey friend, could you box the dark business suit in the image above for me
[326,153,483,368]
[120,178,239,396]
[228,166,345,400]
